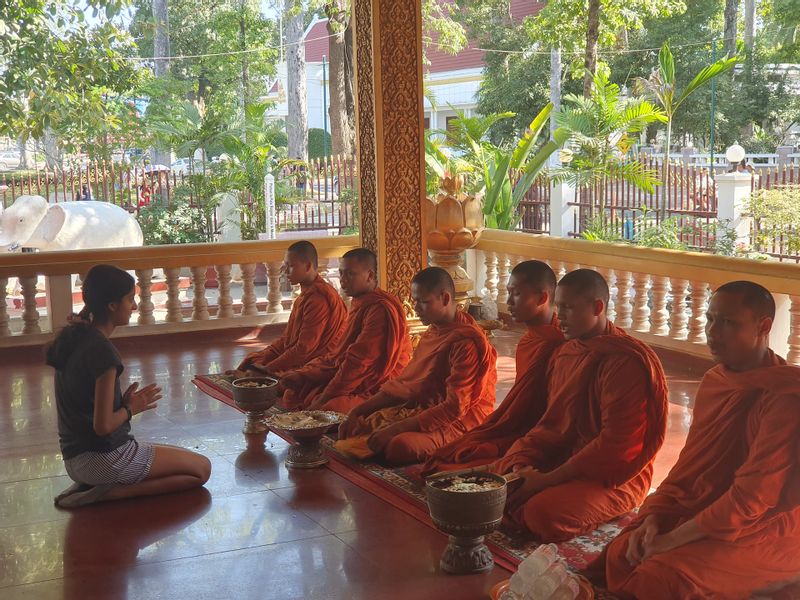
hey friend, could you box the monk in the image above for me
[420,260,563,475]
[335,267,497,465]
[279,248,412,413]
[598,281,800,599]
[492,269,668,542]
[232,240,347,377]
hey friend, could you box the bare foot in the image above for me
[54,481,92,505]
[55,483,118,509]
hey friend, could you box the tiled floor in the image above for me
[0,326,710,600]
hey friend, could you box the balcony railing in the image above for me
[471,229,800,365]
[0,236,360,348]
[2,230,799,367]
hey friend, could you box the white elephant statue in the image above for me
[0,195,143,252]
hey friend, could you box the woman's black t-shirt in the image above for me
[55,328,132,459]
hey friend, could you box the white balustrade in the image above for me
[614,270,633,329]
[597,267,616,323]
[191,267,210,321]
[267,261,284,314]
[240,263,258,316]
[164,267,183,323]
[788,296,800,366]
[669,279,690,340]
[0,277,10,336]
[649,276,670,336]
[688,281,709,344]
[216,265,234,319]
[20,276,41,335]
[483,251,498,303]
[497,254,510,308]
[135,269,155,325]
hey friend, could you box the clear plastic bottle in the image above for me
[517,544,559,581]
[547,576,581,600]
[499,590,522,600]
[525,561,568,599]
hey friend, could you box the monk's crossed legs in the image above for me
[507,476,648,542]
[605,530,800,600]
[384,426,467,465]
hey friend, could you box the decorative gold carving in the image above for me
[354,0,426,303]
[426,175,483,304]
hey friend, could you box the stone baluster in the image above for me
[497,254,510,308]
[614,270,633,329]
[135,269,155,325]
[191,267,210,321]
[325,257,342,293]
[0,278,10,336]
[631,273,651,332]
[596,267,616,323]
[241,263,258,316]
[649,276,670,336]
[483,251,498,303]
[787,296,800,366]
[267,261,284,314]
[164,267,183,323]
[20,276,41,334]
[687,281,709,343]
[216,265,234,319]
[669,278,690,340]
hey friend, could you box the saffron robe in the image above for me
[239,276,347,374]
[334,310,498,464]
[281,288,412,413]
[496,322,668,541]
[600,351,800,600]
[420,319,563,475]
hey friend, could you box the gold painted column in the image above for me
[353,0,427,302]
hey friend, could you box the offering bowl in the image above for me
[265,410,345,469]
[232,377,279,434]
[425,471,508,575]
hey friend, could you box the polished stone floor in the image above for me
[0,327,708,600]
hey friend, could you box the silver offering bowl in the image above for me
[232,377,279,434]
[425,471,508,575]
[266,410,345,469]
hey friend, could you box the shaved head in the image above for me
[510,260,557,303]
[714,281,775,320]
[558,268,610,305]
[342,248,378,273]
[287,240,318,268]
[411,267,455,296]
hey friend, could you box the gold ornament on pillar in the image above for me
[425,174,484,307]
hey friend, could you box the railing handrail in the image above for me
[0,235,362,278]
[477,229,800,295]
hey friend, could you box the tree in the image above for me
[324,1,355,156]
[285,0,308,161]
[723,0,738,56]
[0,0,140,157]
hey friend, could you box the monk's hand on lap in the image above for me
[367,424,399,455]
[123,382,161,415]
[625,515,659,565]
[506,467,548,509]
[338,413,360,439]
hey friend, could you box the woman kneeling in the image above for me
[47,264,211,508]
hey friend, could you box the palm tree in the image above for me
[556,72,667,210]
[636,42,738,219]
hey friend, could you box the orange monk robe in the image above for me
[420,318,563,475]
[335,311,498,464]
[238,276,347,374]
[281,288,412,413]
[599,352,800,600]
[494,323,668,542]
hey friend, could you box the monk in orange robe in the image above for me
[279,248,411,413]
[420,260,563,475]
[335,267,498,465]
[232,241,347,376]
[491,268,668,542]
[597,281,800,599]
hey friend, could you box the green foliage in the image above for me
[634,214,689,250]
[137,198,215,245]
[308,129,332,160]
[0,0,140,143]
[748,185,800,254]
[580,215,624,243]
[555,74,666,198]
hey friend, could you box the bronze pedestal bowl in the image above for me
[232,377,279,434]
[265,410,345,469]
[425,471,508,575]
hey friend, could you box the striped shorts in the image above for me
[64,439,155,486]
